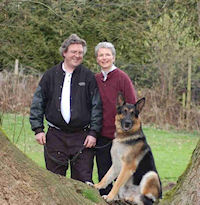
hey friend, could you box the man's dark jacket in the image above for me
[29,62,102,137]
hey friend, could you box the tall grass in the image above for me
[138,88,200,131]
[0,70,40,115]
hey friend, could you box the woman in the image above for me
[95,42,137,195]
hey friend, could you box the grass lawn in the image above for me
[1,113,199,186]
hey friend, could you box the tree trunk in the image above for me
[0,128,107,205]
[186,58,192,129]
[159,139,200,205]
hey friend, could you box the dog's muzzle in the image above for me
[121,119,133,131]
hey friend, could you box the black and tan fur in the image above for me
[94,94,162,204]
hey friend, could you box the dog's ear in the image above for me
[117,92,125,107]
[116,93,125,114]
[135,97,145,116]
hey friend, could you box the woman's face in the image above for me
[96,48,115,71]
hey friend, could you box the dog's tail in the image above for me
[139,171,161,205]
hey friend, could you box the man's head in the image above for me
[59,34,87,70]
[59,34,87,57]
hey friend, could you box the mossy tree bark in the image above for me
[159,139,200,205]
[0,128,107,205]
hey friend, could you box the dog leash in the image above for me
[95,141,112,149]
[44,141,112,166]
[44,144,85,166]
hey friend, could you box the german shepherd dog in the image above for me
[94,94,162,204]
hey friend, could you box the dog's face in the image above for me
[115,93,145,133]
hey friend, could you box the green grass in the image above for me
[142,127,199,185]
[1,113,199,186]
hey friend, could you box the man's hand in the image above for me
[35,132,46,145]
[84,135,96,148]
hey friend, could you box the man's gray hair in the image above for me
[59,34,87,57]
[95,42,116,57]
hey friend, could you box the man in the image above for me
[95,42,137,195]
[30,34,102,183]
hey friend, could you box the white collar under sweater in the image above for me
[101,64,117,81]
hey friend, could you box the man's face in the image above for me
[63,44,84,69]
[96,48,115,71]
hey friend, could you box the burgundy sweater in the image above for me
[95,68,137,139]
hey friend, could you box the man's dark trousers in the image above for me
[44,126,94,183]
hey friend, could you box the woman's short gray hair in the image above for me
[59,34,87,57]
[95,42,116,57]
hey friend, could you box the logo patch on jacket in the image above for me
[78,82,86,86]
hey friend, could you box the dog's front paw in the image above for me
[102,194,115,203]
[94,183,103,190]
[102,195,109,201]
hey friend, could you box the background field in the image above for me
[2,113,199,188]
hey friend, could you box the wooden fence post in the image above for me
[14,59,19,75]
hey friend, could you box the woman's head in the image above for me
[95,42,116,71]
[95,42,116,57]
